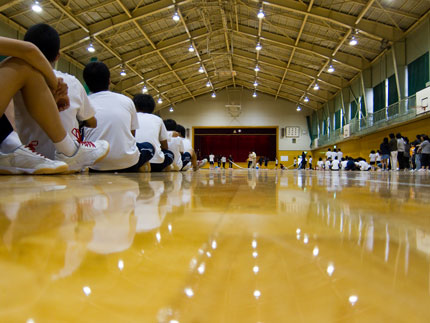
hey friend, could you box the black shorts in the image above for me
[422,153,430,167]
[370,161,376,165]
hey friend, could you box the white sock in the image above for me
[54,134,77,157]
[0,131,22,153]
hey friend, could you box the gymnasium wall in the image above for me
[159,88,312,153]
[312,114,430,160]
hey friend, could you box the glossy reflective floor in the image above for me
[1,170,430,323]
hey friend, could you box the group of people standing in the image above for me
[378,133,430,171]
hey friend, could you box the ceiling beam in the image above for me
[236,24,368,71]
[259,0,402,41]
[59,0,192,50]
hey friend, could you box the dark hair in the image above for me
[133,94,155,113]
[83,61,110,93]
[383,137,389,144]
[396,133,402,139]
[164,119,177,131]
[176,124,186,138]
[371,150,375,154]
[24,23,60,62]
[328,148,331,151]
[389,133,395,139]
[319,157,322,161]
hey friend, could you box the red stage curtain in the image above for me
[195,134,276,162]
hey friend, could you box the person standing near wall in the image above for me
[209,153,215,169]
[389,133,398,170]
[221,155,226,168]
[228,154,233,168]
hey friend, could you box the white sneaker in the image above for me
[0,143,68,175]
[55,139,109,173]
[197,158,208,169]
[181,162,192,171]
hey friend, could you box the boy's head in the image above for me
[133,94,155,113]
[389,133,395,139]
[176,124,186,138]
[24,23,60,63]
[83,61,110,93]
[164,119,177,131]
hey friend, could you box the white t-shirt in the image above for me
[317,160,324,169]
[221,156,226,163]
[325,160,331,169]
[331,159,340,170]
[167,131,184,170]
[341,160,348,170]
[135,113,168,164]
[376,152,381,162]
[357,160,371,171]
[14,70,95,159]
[309,157,313,165]
[369,153,377,162]
[182,138,193,154]
[338,151,343,160]
[326,151,333,160]
[85,91,139,170]
[209,154,215,162]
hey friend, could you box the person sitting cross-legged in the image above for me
[0,35,109,174]
[133,94,174,172]
[83,61,154,172]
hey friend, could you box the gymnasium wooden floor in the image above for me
[0,169,429,322]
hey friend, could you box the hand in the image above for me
[54,78,70,111]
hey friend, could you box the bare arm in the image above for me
[0,37,57,91]
[160,139,168,150]
[82,116,97,128]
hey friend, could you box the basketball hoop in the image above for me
[226,87,243,117]
[226,104,241,117]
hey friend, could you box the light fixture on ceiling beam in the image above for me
[304,96,309,102]
[188,44,194,52]
[257,8,265,19]
[206,81,211,87]
[142,85,148,93]
[87,41,95,53]
[120,65,126,76]
[211,92,216,98]
[254,65,260,72]
[172,11,180,22]
[252,91,257,98]
[253,80,258,87]
[198,65,204,73]
[313,83,319,90]
[296,106,302,112]
[31,1,42,13]
[255,42,262,51]
[157,96,163,104]
[327,64,335,73]
[349,36,358,46]
[169,106,174,112]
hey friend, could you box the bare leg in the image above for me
[0,58,66,143]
